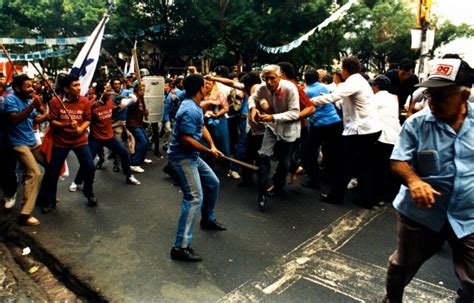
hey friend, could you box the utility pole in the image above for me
[416,0,432,81]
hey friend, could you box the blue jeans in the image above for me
[39,145,95,207]
[75,135,132,184]
[169,157,220,248]
[128,126,148,166]
[234,117,248,161]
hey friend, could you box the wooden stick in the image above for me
[30,62,73,122]
[220,155,259,172]
[131,46,143,94]
[0,43,18,76]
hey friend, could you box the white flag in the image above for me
[124,61,129,74]
[128,56,135,74]
[70,16,108,96]
[128,40,137,75]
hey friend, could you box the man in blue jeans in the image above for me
[127,80,149,173]
[168,74,226,262]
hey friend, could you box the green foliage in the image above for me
[1,0,472,75]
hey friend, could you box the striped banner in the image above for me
[0,47,71,61]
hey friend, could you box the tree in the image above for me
[2,0,473,76]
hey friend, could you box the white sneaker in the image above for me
[347,178,358,189]
[144,158,153,164]
[130,166,145,173]
[126,175,141,185]
[4,193,17,209]
[227,170,241,180]
[69,182,78,192]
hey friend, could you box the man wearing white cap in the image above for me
[383,58,474,303]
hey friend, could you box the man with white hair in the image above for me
[249,65,300,211]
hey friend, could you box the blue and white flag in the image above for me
[70,15,109,96]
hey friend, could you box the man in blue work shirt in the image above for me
[383,58,474,303]
[168,74,226,262]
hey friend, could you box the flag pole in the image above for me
[131,46,143,95]
[0,43,19,77]
[30,62,74,122]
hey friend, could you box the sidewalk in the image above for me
[0,241,49,302]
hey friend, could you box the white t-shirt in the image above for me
[374,90,401,145]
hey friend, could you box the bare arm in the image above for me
[33,113,50,124]
[181,126,222,159]
[391,160,441,208]
[8,101,38,125]
[299,106,315,120]
[205,75,244,91]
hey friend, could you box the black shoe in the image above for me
[170,247,202,262]
[301,181,320,189]
[320,193,343,204]
[200,219,227,231]
[86,195,98,207]
[95,160,104,170]
[40,202,56,214]
[113,166,120,172]
[258,194,267,212]
[266,185,281,196]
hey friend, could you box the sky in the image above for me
[431,0,474,26]
[430,0,474,65]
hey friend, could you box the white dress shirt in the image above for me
[311,73,381,136]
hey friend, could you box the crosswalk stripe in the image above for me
[220,207,456,302]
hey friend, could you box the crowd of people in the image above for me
[1,53,473,302]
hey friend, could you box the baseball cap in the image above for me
[416,59,473,88]
[368,74,391,90]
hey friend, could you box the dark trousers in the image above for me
[150,122,161,156]
[383,214,474,303]
[0,146,18,198]
[241,132,263,183]
[289,126,309,174]
[257,140,295,197]
[227,115,240,156]
[331,131,381,206]
[303,122,343,186]
[75,135,132,184]
[38,145,95,207]
[374,142,399,202]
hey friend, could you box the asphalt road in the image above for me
[1,152,459,302]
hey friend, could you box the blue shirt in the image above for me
[163,88,184,122]
[3,94,37,147]
[391,103,474,238]
[167,98,203,161]
[304,82,340,127]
